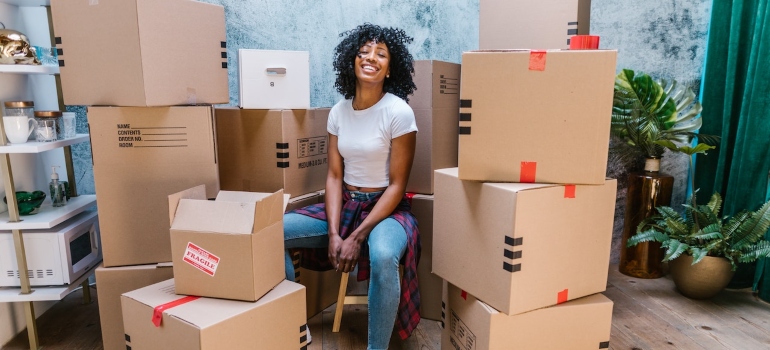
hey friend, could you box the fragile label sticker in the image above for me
[183,242,220,276]
[449,311,476,350]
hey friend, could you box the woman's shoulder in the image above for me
[382,93,414,115]
[330,98,353,116]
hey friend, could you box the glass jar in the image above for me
[3,101,35,118]
[34,111,62,142]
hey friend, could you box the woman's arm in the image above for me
[336,131,417,273]
[325,134,346,269]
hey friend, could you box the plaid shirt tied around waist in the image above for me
[290,189,421,340]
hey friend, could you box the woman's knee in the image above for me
[368,219,407,268]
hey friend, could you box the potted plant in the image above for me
[627,192,770,299]
[611,68,717,279]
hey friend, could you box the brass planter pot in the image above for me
[669,255,735,299]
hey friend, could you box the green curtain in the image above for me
[694,0,770,290]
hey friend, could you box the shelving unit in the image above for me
[0,1,96,349]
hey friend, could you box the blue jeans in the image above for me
[284,192,407,350]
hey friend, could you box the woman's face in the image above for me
[354,40,390,86]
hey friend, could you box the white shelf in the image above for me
[0,263,98,302]
[0,195,96,230]
[0,65,59,75]
[0,0,49,6]
[0,134,89,154]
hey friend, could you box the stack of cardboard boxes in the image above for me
[432,50,618,349]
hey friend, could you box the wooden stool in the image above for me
[332,266,403,332]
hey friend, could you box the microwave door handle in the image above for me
[90,224,99,251]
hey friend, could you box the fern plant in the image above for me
[627,192,770,270]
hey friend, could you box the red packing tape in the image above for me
[152,296,200,327]
[557,289,569,304]
[460,290,468,300]
[564,185,576,198]
[520,162,537,183]
[529,50,547,71]
[405,192,416,205]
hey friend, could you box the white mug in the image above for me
[3,116,36,144]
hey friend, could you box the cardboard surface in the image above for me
[433,168,616,315]
[89,106,220,267]
[216,108,329,199]
[479,0,591,50]
[51,0,228,106]
[95,263,174,350]
[458,50,616,184]
[121,279,308,350]
[410,194,443,321]
[169,187,285,301]
[442,284,612,350]
[238,50,310,109]
[406,60,460,195]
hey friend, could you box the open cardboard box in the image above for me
[168,185,289,301]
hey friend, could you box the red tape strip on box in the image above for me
[460,290,468,300]
[152,296,200,327]
[557,289,569,304]
[529,50,547,71]
[405,192,415,205]
[520,162,537,183]
[564,185,576,198]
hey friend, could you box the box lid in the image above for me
[122,279,304,329]
[169,188,285,234]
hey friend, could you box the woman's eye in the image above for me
[358,51,369,57]
[377,53,387,58]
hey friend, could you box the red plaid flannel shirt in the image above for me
[290,189,421,340]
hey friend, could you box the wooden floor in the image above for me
[3,265,770,349]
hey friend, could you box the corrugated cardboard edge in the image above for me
[168,185,208,226]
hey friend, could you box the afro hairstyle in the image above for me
[332,23,417,102]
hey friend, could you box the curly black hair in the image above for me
[333,23,416,102]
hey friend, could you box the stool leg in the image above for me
[332,272,349,333]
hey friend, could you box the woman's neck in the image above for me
[353,84,386,110]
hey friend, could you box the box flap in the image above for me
[216,191,291,217]
[171,199,256,234]
[251,190,286,233]
[168,185,208,225]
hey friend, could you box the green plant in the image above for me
[610,69,717,159]
[627,192,770,270]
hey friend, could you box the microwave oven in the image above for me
[0,210,102,287]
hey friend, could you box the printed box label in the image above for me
[183,242,220,276]
[449,310,476,350]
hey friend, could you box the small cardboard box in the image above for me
[406,60,460,195]
[285,191,342,318]
[410,194,444,321]
[89,106,220,267]
[458,49,616,185]
[122,279,308,350]
[95,263,174,350]
[479,0,592,50]
[51,0,228,106]
[238,49,310,109]
[215,108,329,198]
[442,283,612,350]
[168,185,287,301]
[433,168,616,315]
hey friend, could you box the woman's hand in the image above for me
[328,234,343,271]
[337,235,364,273]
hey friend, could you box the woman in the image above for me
[283,23,420,349]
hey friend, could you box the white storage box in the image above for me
[0,211,102,287]
[238,49,310,109]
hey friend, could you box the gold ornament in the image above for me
[0,23,41,65]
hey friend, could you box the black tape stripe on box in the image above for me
[599,341,610,349]
[58,60,64,67]
[504,249,522,259]
[126,346,131,350]
[503,262,521,273]
[300,324,307,332]
[221,62,228,69]
[568,28,578,35]
[459,113,472,122]
[568,21,579,25]
[300,335,307,343]
[277,142,290,149]
[442,301,445,308]
[277,162,289,168]
[459,99,472,108]
[459,126,471,135]
[221,51,227,59]
[301,346,307,350]
[125,334,130,342]
[221,41,227,48]
[504,236,523,246]
[55,37,62,45]
[56,48,63,56]
[277,152,289,159]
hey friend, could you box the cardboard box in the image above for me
[433,168,616,315]
[442,283,612,350]
[89,106,220,267]
[410,194,443,321]
[215,108,329,198]
[95,263,174,350]
[51,0,228,106]
[168,185,287,301]
[122,279,308,350]
[458,49,616,185]
[238,49,310,109]
[479,0,592,50]
[285,191,343,318]
[406,60,460,195]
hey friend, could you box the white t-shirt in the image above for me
[327,93,418,188]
